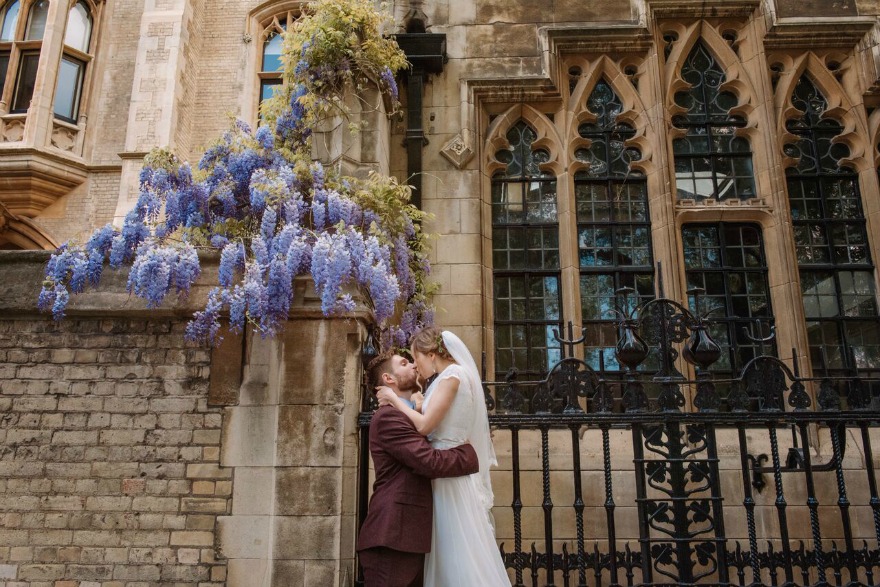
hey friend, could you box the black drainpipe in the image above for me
[393,33,446,209]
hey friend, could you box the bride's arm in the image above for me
[379,377,459,436]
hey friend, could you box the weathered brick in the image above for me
[169,531,214,546]
[52,431,99,445]
[149,398,196,413]
[131,497,179,513]
[17,563,65,580]
[57,397,103,412]
[102,398,148,413]
[99,429,147,445]
[180,498,226,514]
[16,365,63,380]
[192,429,220,445]
[185,464,231,480]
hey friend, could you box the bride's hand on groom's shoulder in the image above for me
[375,386,395,406]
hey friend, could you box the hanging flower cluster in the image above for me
[38,0,433,349]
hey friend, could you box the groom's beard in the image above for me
[396,370,419,393]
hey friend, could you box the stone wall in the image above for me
[0,253,370,587]
[0,317,227,587]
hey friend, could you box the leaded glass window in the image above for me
[492,121,562,380]
[673,43,756,202]
[258,16,290,118]
[683,223,774,380]
[785,76,880,384]
[575,80,654,372]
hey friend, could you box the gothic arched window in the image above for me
[785,76,880,384]
[258,13,292,117]
[575,80,653,371]
[672,43,756,202]
[492,121,562,381]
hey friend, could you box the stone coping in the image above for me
[0,249,374,323]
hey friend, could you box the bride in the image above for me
[377,326,511,586]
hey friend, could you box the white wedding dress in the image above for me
[422,363,511,586]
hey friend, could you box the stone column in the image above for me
[219,281,369,587]
[22,0,67,148]
[112,0,195,224]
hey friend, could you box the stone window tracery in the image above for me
[672,42,756,202]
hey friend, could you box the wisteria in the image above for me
[39,0,433,349]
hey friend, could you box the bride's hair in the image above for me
[410,326,452,360]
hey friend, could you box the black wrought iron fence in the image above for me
[357,288,880,587]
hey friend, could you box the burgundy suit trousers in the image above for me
[360,546,425,587]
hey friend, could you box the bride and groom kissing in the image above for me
[357,327,511,586]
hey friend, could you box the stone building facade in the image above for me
[4,0,880,586]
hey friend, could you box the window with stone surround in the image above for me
[256,8,303,119]
[672,43,756,202]
[492,121,562,381]
[575,80,654,373]
[0,0,97,124]
[53,0,92,123]
[258,15,286,117]
[785,76,880,383]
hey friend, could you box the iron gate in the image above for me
[357,289,880,587]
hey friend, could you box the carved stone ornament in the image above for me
[440,133,474,169]
[3,119,24,143]
[51,125,77,152]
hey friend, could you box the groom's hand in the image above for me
[411,391,424,412]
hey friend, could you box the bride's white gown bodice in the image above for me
[423,364,473,449]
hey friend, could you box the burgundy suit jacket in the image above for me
[357,406,478,554]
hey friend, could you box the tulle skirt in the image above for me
[424,473,511,586]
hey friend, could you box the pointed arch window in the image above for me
[575,80,654,372]
[258,11,299,117]
[672,43,756,202]
[492,121,562,381]
[785,76,880,385]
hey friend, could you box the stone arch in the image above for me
[868,107,880,171]
[773,52,869,172]
[566,56,655,176]
[484,105,564,178]
[662,21,758,133]
[0,211,58,250]
[249,0,306,33]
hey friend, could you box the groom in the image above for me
[357,351,478,587]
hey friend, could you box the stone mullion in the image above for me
[642,28,682,304]
[23,0,67,147]
[557,170,583,359]
[739,18,811,378]
[647,21,694,409]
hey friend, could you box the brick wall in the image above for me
[0,317,229,587]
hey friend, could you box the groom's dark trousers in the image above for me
[357,405,478,587]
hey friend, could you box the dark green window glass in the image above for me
[492,121,561,380]
[575,79,654,373]
[785,76,880,391]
